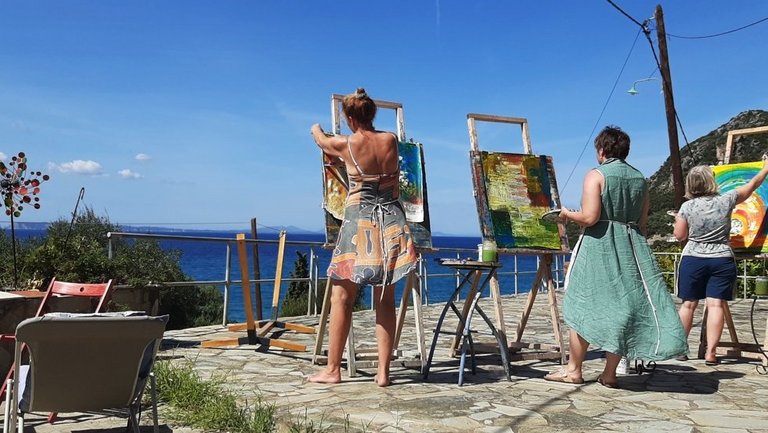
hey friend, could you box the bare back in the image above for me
[344,131,399,177]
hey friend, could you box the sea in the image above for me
[12,228,568,322]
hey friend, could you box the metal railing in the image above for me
[107,231,322,326]
[105,231,569,325]
[653,251,768,299]
[106,231,768,327]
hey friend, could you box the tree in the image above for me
[281,251,313,317]
[17,207,222,329]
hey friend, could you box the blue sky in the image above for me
[1,1,766,235]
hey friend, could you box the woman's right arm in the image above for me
[311,123,347,159]
[673,215,688,242]
[561,169,602,227]
[735,154,768,204]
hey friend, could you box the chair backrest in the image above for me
[14,313,168,412]
[34,279,115,317]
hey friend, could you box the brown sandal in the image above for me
[544,367,584,384]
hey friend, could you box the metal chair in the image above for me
[0,278,114,401]
[2,313,168,433]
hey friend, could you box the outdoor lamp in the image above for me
[627,77,662,96]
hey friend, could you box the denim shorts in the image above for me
[677,255,737,301]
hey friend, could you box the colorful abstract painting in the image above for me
[713,161,768,254]
[321,139,432,249]
[473,152,564,251]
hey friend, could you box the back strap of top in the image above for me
[346,135,366,176]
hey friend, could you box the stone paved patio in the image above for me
[4,293,768,432]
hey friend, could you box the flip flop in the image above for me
[704,358,720,366]
[597,375,618,388]
[543,367,584,384]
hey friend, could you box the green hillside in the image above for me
[646,109,768,238]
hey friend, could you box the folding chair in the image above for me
[3,313,169,433]
[0,279,114,401]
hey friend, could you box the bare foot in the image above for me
[373,375,391,387]
[307,370,341,384]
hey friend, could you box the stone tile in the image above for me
[5,296,768,433]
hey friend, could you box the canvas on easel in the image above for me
[321,142,433,249]
[314,94,428,376]
[476,152,566,250]
[713,161,768,254]
[467,113,567,364]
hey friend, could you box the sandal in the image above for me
[704,358,720,366]
[597,375,618,388]
[543,367,584,384]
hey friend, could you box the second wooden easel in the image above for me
[700,125,768,364]
[202,231,315,351]
[467,113,567,364]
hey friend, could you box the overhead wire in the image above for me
[666,16,768,39]
[604,0,696,166]
[560,27,643,194]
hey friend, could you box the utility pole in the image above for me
[655,4,685,208]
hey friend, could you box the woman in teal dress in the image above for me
[544,126,687,387]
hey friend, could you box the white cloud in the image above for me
[118,169,142,179]
[55,160,103,175]
[0,152,6,161]
[135,153,151,161]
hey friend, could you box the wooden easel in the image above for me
[202,231,314,351]
[467,113,567,364]
[700,125,768,362]
[312,94,427,376]
[312,271,426,376]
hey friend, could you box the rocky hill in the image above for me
[646,109,768,237]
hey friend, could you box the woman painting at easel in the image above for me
[308,88,417,387]
[544,126,687,387]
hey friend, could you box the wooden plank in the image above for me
[229,321,315,334]
[312,278,333,364]
[201,338,242,348]
[393,272,414,349]
[235,234,256,333]
[270,231,287,320]
[489,274,506,345]
[331,94,406,140]
[250,218,263,321]
[256,321,277,336]
[469,150,494,239]
[516,264,545,342]
[279,322,316,334]
[508,351,562,362]
[507,342,563,351]
[723,125,768,164]
[466,113,528,125]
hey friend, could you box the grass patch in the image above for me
[154,360,276,433]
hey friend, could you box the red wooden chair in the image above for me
[0,278,115,401]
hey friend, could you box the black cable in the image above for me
[605,0,646,28]
[667,16,768,39]
[561,28,643,193]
